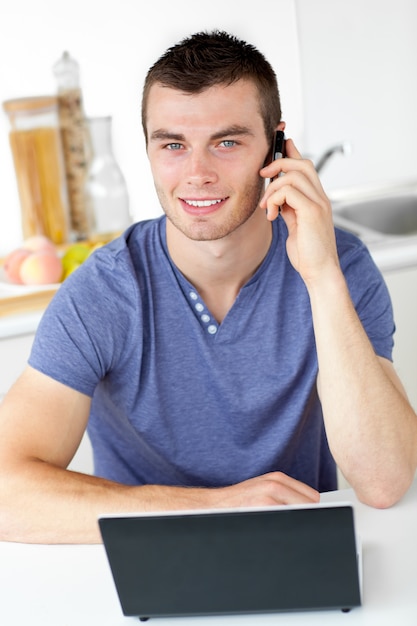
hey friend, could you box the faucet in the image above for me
[315,141,352,174]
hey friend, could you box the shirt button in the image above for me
[189,291,198,300]
[201,314,210,323]
[195,303,204,312]
[207,325,217,335]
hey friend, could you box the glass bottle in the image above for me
[2,96,70,244]
[84,116,131,240]
[53,51,92,240]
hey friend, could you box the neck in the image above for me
[166,211,272,322]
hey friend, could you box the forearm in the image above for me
[308,267,417,507]
[0,461,320,544]
[0,460,216,544]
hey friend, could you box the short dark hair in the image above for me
[141,30,282,144]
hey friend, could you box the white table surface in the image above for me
[1,480,416,626]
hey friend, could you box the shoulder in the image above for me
[43,217,166,333]
[334,227,382,279]
[334,225,385,281]
[29,220,166,393]
[96,216,165,269]
[334,226,367,258]
[67,217,165,290]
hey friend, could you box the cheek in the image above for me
[234,150,266,178]
[150,156,182,189]
[152,169,172,195]
[239,171,266,206]
[237,160,265,189]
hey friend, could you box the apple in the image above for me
[3,248,32,284]
[19,250,63,285]
[21,235,56,254]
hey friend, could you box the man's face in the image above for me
[146,80,271,242]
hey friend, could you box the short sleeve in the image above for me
[28,239,141,396]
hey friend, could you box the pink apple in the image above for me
[3,248,32,284]
[22,235,56,254]
[19,250,63,285]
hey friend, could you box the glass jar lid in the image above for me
[3,96,59,129]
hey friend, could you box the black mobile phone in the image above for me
[270,130,285,182]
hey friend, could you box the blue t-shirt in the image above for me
[29,216,394,493]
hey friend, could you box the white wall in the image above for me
[295,0,417,418]
[0,0,303,256]
[295,0,417,193]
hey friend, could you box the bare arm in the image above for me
[311,272,417,507]
[261,140,417,507]
[0,366,318,544]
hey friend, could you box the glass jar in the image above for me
[53,51,92,240]
[3,96,70,244]
[84,116,131,241]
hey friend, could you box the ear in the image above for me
[276,121,286,132]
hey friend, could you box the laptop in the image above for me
[99,503,362,621]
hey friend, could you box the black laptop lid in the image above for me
[99,504,361,620]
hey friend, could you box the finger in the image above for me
[261,181,324,224]
[260,137,303,179]
[261,159,321,194]
[274,485,320,505]
[260,142,324,198]
[283,137,302,159]
[264,471,320,503]
[252,472,320,505]
[262,169,326,210]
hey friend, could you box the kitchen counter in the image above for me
[0,271,56,338]
[0,309,43,339]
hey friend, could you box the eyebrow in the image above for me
[210,125,254,141]
[149,125,254,143]
[150,130,185,142]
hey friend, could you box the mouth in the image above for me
[180,197,228,216]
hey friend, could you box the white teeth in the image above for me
[184,199,223,207]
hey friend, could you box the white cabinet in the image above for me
[384,267,417,411]
[0,332,34,399]
[0,328,93,474]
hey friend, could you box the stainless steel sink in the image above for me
[330,181,417,273]
[335,192,417,236]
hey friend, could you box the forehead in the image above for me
[145,80,265,136]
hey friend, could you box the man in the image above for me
[0,31,416,544]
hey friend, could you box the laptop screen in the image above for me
[99,504,361,619]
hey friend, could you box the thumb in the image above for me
[284,137,303,159]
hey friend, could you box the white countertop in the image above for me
[0,480,416,625]
[0,271,57,339]
[0,310,43,339]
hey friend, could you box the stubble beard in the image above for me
[155,176,266,242]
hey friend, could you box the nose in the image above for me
[185,148,218,186]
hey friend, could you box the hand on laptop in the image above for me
[212,471,320,508]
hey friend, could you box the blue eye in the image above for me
[221,140,236,148]
[166,143,183,150]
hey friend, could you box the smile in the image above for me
[180,197,228,216]
[183,198,225,207]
